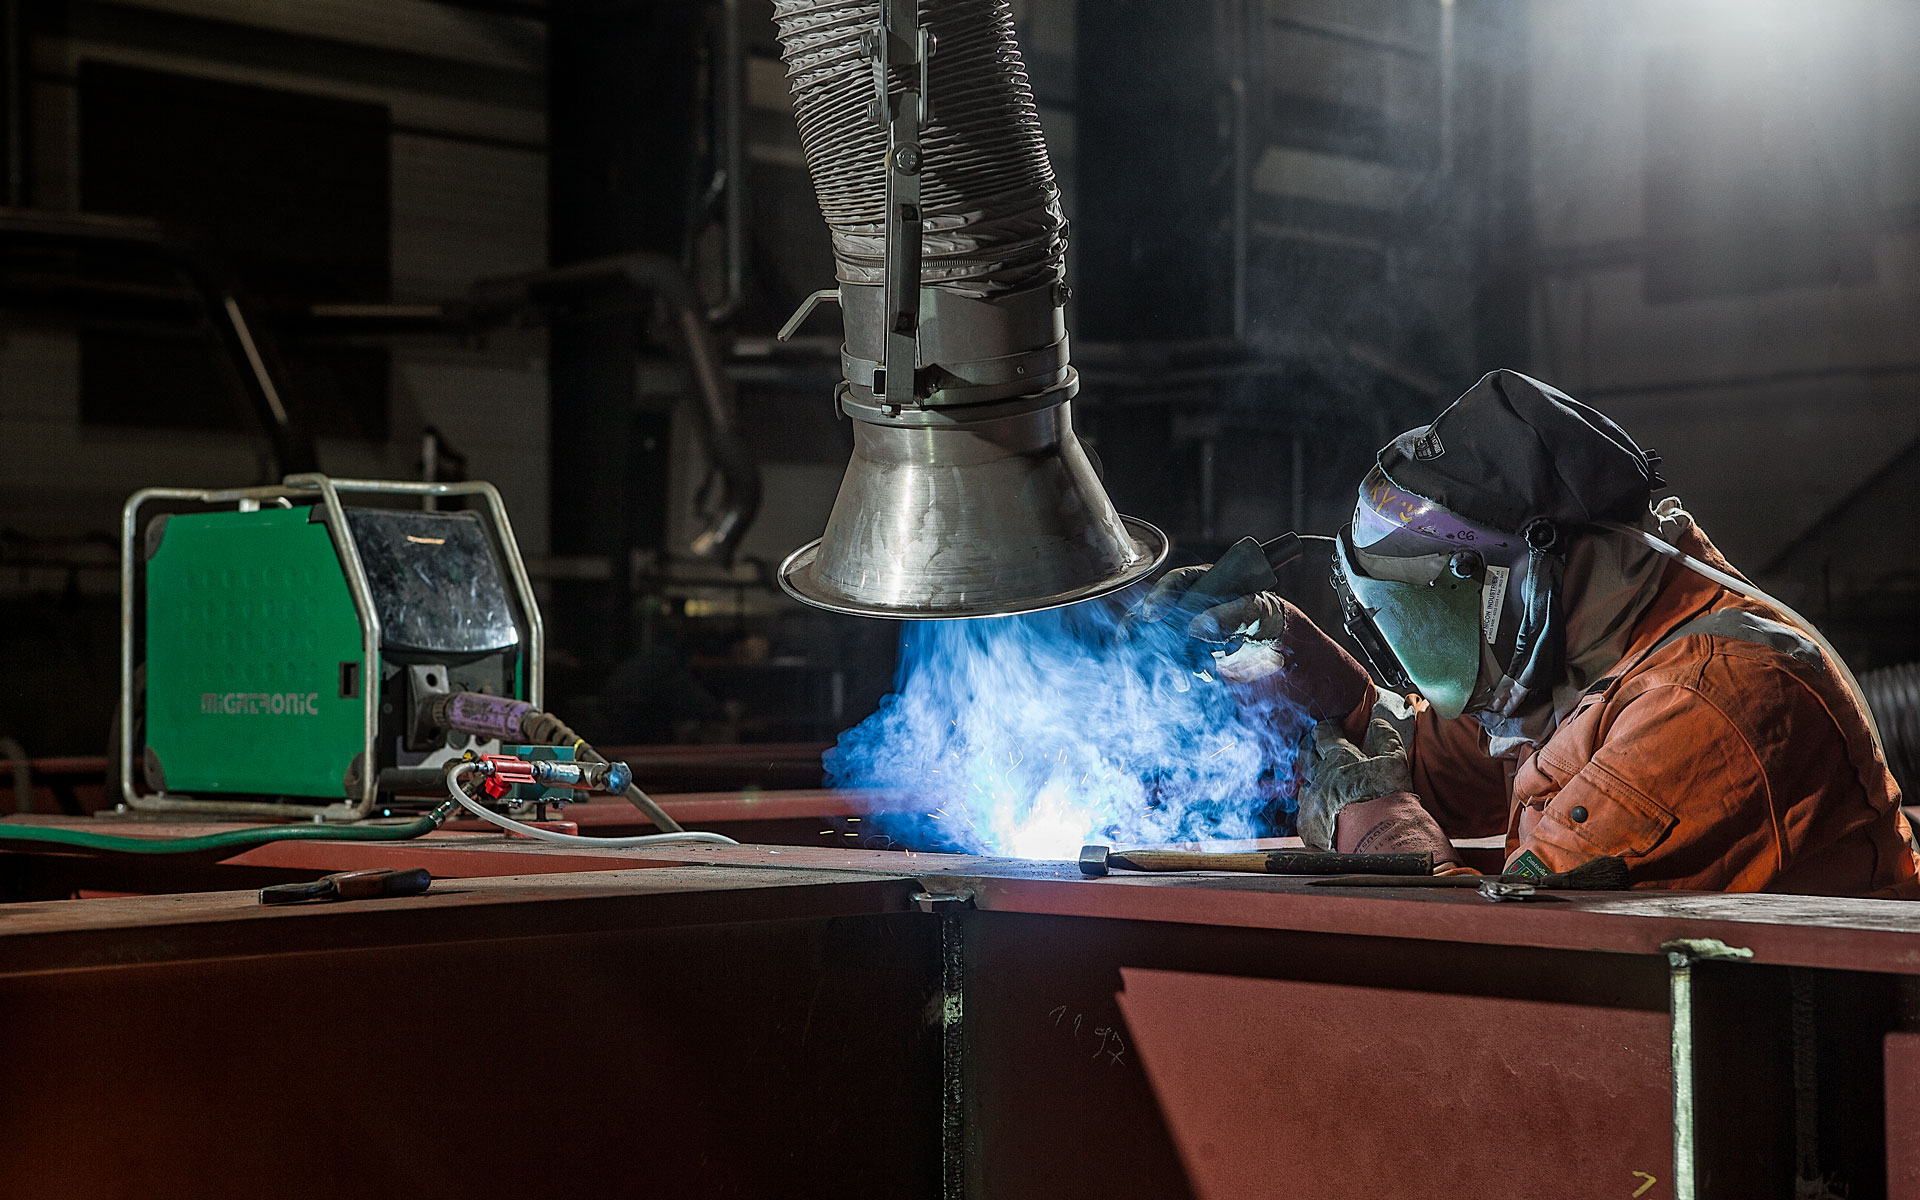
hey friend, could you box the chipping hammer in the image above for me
[1078,844,1433,877]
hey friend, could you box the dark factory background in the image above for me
[1,0,1915,790]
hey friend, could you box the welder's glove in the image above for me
[1141,574,1371,722]
[1139,565,1213,621]
[1295,718,1454,872]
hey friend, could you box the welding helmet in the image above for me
[1332,370,1664,719]
[1333,468,1527,719]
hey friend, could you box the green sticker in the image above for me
[1507,850,1551,879]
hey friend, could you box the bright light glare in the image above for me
[825,605,1307,860]
[1002,781,1096,860]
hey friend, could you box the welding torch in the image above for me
[466,753,631,801]
[1148,531,1314,683]
[424,692,683,833]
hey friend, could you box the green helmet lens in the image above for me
[1333,528,1485,720]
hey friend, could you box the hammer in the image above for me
[1079,844,1432,877]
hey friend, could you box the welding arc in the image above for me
[444,764,737,849]
[0,801,462,856]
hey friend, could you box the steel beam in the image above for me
[3,831,1919,1197]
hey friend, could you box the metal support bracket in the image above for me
[776,287,841,342]
[867,0,931,413]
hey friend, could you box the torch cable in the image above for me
[445,764,737,848]
[0,801,461,856]
[1604,521,1884,752]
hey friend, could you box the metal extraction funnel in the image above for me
[770,0,1166,619]
[779,388,1164,618]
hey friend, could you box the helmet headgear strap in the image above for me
[1501,518,1567,705]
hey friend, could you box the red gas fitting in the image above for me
[477,754,537,800]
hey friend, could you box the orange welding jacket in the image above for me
[1350,525,1919,898]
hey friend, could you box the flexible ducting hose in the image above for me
[773,0,1065,296]
[1861,662,1920,799]
[773,0,1079,415]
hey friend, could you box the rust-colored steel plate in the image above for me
[0,871,941,1200]
[1114,969,1672,1200]
[963,911,1674,1200]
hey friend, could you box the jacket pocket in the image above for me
[1528,757,1678,858]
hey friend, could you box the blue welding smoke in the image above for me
[825,599,1307,859]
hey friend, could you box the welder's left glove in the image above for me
[1141,578,1371,722]
[1297,718,1455,868]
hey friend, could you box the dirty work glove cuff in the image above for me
[1295,718,1413,851]
[1332,792,1456,867]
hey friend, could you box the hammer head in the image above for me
[1078,844,1110,877]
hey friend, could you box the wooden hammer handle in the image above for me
[1106,849,1432,876]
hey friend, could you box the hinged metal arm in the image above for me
[867,0,931,412]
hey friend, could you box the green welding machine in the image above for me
[119,475,543,821]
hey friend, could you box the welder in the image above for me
[1150,369,1919,897]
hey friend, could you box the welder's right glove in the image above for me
[1141,573,1371,722]
[1296,718,1457,868]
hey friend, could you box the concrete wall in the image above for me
[1524,0,1920,590]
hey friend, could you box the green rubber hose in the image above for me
[0,801,459,857]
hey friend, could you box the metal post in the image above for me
[1663,938,1753,1200]
[1667,949,1699,1200]
[1788,970,1822,1191]
[915,891,971,1200]
[940,909,963,1199]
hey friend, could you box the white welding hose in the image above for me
[446,764,738,848]
[1602,521,1884,753]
